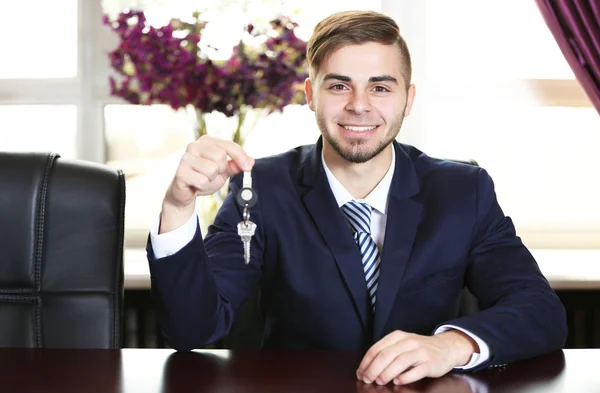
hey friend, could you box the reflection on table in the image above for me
[1,348,597,393]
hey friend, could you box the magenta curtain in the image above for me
[535,0,600,115]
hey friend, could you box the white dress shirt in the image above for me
[150,148,491,369]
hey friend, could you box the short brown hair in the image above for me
[307,11,412,88]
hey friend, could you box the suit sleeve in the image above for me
[439,168,567,370]
[147,176,264,351]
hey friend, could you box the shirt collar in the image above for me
[322,147,395,215]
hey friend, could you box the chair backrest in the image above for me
[0,152,125,348]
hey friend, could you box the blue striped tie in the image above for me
[341,201,380,312]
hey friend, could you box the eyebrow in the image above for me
[322,73,398,84]
[323,73,351,82]
[369,75,398,84]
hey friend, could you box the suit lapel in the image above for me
[299,139,370,330]
[373,143,423,340]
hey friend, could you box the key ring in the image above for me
[242,204,250,225]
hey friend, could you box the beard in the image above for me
[316,105,407,164]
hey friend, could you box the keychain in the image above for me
[236,171,258,264]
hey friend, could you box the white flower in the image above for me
[102,0,287,23]
[101,0,164,21]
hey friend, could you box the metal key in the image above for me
[236,171,258,264]
[237,220,256,264]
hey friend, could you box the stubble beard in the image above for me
[316,107,406,164]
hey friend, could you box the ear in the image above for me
[304,77,315,112]
[403,84,416,117]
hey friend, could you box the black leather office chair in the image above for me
[0,152,125,348]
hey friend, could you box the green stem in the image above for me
[195,108,207,139]
[233,107,247,145]
[191,11,201,59]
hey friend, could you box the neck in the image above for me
[323,143,393,199]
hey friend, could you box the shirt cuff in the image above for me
[149,212,199,259]
[434,325,491,370]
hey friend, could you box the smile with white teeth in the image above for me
[342,125,377,132]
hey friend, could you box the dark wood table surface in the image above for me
[0,348,598,393]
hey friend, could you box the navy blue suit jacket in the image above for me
[148,139,566,368]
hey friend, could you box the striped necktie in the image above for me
[341,201,381,312]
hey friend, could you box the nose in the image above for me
[345,90,372,114]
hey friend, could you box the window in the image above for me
[0,105,77,158]
[389,0,600,249]
[0,0,80,161]
[6,1,589,250]
[0,0,383,248]
[0,0,78,79]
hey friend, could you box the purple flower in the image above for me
[103,10,308,115]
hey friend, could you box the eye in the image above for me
[373,85,390,92]
[330,84,348,91]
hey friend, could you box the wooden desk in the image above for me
[0,348,595,393]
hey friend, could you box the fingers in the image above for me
[191,147,230,175]
[358,331,409,374]
[359,339,421,384]
[163,136,253,214]
[357,331,456,387]
[189,136,254,173]
[356,330,408,376]
[176,162,222,192]
[376,349,423,385]
[214,138,254,174]
[225,159,246,179]
[181,154,222,183]
[393,364,429,386]
[179,136,255,194]
[162,136,253,230]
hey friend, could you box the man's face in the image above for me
[305,42,415,164]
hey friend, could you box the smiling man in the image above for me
[148,10,567,386]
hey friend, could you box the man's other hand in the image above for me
[357,330,478,386]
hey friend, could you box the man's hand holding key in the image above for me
[160,135,255,235]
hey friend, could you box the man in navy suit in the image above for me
[148,10,566,386]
